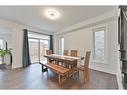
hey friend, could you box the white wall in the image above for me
[56,20,117,74]
[54,10,118,75]
[0,19,51,69]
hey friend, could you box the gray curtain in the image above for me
[5,41,8,50]
[50,35,53,53]
[120,9,127,51]
[22,29,31,67]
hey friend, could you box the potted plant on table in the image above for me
[0,49,11,69]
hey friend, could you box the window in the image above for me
[93,27,105,61]
[59,37,64,55]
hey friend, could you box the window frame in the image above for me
[92,26,108,64]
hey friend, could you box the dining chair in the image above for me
[70,50,78,57]
[63,50,69,56]
[46,50,53,55]
[68,50,78,70]
[75,51,91,82]
[59,50,69,66]
[46,50,54,62]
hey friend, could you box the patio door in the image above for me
[40,40,49,62]
[29,38,39,63]
[28,32,50,64]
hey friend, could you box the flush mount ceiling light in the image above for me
[44,9,60,20]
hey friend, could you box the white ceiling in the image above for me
[0,6,116,33]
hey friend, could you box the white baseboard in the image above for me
[89,65,116,75]
[12,63,22,69]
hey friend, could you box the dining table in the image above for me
[44,54,84,69]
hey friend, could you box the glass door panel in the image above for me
[29,39,39,63]
[40,40,49,62]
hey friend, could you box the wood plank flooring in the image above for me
[0,64,118,89]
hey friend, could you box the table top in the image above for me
[44,54,84,62]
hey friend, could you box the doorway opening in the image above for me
[28,32,50,64]
[0,27,12,71]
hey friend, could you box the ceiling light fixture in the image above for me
[44,9,60,20]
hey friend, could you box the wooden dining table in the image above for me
[44,54,84,68]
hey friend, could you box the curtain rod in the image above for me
[25,29,51,36]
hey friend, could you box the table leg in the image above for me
[58,75,61,86]
[42,65,48,72]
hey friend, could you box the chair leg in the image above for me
[77,70,79,76]
[83,68,89,82]
[65,64,68,68]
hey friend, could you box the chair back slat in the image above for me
[70,50,78,57]
[63,50,69,56]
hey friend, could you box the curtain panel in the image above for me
[49,35,54,53]
[22,29,31,67]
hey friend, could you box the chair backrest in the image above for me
[63,50,69,56]
[70,50,78,57]
[84,51,91,68]
[46,50,52,55]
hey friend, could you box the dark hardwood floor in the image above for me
[0,64,118,89]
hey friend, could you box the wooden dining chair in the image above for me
[63,50,69,56]
[46,50,54,62]
[46,50,53,55]
[70,50,78,57]
[59,50,69,66]
[75,51,91,82]
[68,50,78,69]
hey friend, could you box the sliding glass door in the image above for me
[28,32,50,64]
[29,38,39,63]
[40,40,49,62]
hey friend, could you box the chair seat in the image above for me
[73,65,84,72]
[78,65,84,71]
